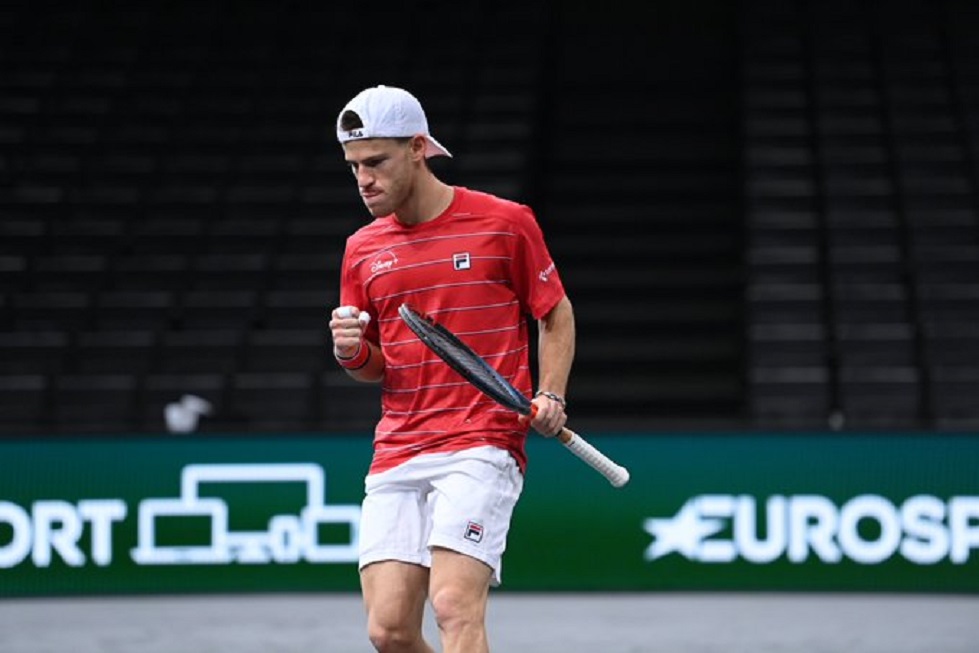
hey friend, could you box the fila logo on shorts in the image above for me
[453,252,471,271]
[464,520,484,543]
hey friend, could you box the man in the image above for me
[328,84,575,653]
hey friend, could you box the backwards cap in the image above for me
[336,85,451,158]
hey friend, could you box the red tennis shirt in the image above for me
[339,186,566,474]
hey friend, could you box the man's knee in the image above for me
[362,560,430,652]
[430,584,485,634]
[367,619,422,653]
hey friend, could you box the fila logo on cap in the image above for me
[453,253,471,271]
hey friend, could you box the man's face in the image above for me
[342,138,417,217]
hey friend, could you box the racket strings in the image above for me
[400,305,531,415]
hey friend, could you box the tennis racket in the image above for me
[398,303,630,488]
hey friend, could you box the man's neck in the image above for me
[395,177,454,226]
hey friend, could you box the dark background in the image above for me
[1,0,977,435]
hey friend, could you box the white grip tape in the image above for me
[337,306,371,326]
[562,432,631,488]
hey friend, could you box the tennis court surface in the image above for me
[2,591,976,652]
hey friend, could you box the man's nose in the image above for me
[356,167,373,188]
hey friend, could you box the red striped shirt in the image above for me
[339,187,566,474]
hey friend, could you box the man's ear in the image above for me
[410,135,428,161]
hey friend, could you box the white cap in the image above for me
[336,85,452,158]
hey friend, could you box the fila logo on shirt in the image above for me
[453,252,471,271]
[464,521,484,543]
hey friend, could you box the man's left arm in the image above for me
[530,295,575,437]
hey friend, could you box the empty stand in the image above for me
[742,0,979,430]
[0,255,27,296]
[111,253,193,292]
[176,289,259,330]
[94,290,176,330]
[191,253,271,291]
[31,253,109,292]
[2,0,977,435]
[272,253,340,291]
[73,330,158,375]
[226,372,314,431]
[157,329,242,375]
[0,217,48,259]
[262,289,335,329]
[243,329,327,374]
[538,2,743,428]
[10,290,93,331]
[0,331,70,375]
[0,375,48,432]
[48,373,138,432]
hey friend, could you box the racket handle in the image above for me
[556,427,630,488]
[527,404,629,488]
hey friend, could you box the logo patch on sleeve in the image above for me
[452,252,471,271]
[464,520,484,543]
[538,261,556,282]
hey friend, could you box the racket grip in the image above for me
[527,404,629,488]
[557,428,631,488]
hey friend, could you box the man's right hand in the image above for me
[329,306,370,359]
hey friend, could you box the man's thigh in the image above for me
[429,546,494,601]
[361,560,430,630]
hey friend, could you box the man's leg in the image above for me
[361,560,435,653]
[429,547,494,653]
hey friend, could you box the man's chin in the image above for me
[362,200,389,217]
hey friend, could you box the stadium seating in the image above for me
[742,0,979,430]
[1,0,977,434]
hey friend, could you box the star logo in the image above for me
[643,498,725,561]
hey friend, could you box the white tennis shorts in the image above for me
[358,445,524,587]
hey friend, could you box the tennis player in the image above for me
[328,85,575,653]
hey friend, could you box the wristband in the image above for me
[335,341,371,371]
[534,390,566,408]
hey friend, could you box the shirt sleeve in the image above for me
[510,205,566,320]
